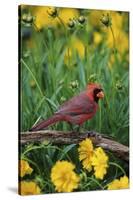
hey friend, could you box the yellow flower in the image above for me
[109,11,123,30]
[101,11,129,55]
[33,6,58,30]
[89,10,129,55]
[73,38,85,58]
[64,37,85,66]
[19,160,33,178]
[119,176,129,189]
[78,138,94,171]
[107,27,129,54]
[106,13,129,66]
[19,181,41,195]
[51,160,80,192]
[59,8,79,25]
[93,32,102,45]
[89,10,104,27]
[91,147,108,180]
[108,176,129,190]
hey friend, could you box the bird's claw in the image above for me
[87,131,102,140]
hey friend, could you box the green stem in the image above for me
[87,177,104,190]
[22,145,72,162]
[33,22,55,67]
[110,26,116,52]
[99,101,102,132]
[21,58,44,97]
[57,16,71,67]
[109,162,126,175]
[67,47,71,68]
[57,16,66,29]
[33,22,49,51]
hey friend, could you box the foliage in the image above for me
[19,5,129,194]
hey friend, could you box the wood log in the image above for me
[20,130,129,162]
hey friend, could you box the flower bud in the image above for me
[30,80,36,88]
[22,13,34,25]
[26,15,34,23]
[100,13,111,27]
[58,79,64,86]
[22,14,27,22]
[88,74,97,82]
[78,16,86,24]
[115,81,124,91]
[60,96,66,103]
[69,80,79,89]
[67,19,75,28]
[47,7,58,18]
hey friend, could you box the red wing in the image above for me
[56,92,96,116]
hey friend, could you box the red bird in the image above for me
[30,83,104,131]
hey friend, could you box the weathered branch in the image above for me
[20,130,129,162]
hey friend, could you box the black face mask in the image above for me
[93,88,103,103]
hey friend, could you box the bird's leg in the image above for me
[70,125,82,136]
[68,123,75,132]
[68,123,81,136]
[86,131,102,140]
[75,125,82,135]
[86,131,115,140]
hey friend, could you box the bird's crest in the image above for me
[87,83,102,90]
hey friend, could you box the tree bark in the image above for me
[20,130,129,162]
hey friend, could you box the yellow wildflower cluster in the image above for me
[106,11,129,55]
[19,160,33,177]
[78,139,108,180]
[51,160,80,192]
[108,176,129,190]
[31,6,79,30]
[89,10,129,57]
[19,181,41,195]
[20,141,129,194]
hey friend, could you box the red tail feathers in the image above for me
[30,115,63,131]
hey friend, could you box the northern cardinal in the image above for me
[30,83,104,131]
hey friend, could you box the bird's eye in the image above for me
[94,88,102,95]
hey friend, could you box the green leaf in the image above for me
[58,144,76,160]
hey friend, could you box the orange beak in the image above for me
[96,91,104,99]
